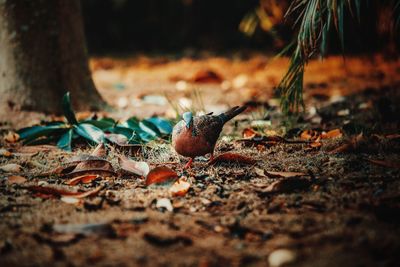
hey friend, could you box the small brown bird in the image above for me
[172,106,246,168]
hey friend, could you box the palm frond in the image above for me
[278,0,350,114]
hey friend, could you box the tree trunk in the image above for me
[0,0,105,115]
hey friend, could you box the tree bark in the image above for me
[0,0,105,115]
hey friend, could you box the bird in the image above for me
[172,106,247,168]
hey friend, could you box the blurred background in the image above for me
[81,0,398,55]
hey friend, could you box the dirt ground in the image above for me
[1,53,400,267]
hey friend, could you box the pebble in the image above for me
[268,249,296,267]
[156,198,173,212]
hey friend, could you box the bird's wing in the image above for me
[194,115,223,146]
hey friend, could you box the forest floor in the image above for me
[0,53,400,267]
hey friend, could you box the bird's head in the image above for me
[182,112,193,129]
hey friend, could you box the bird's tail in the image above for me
[218,106,247,123]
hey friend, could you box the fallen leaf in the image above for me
[208,152,256,165]
[169,178,191,197]
[119,155,150,177]
[385,134,400,140]
[321,129,343,139]
[262,178,311,194]
[145,166,178,186]
[254,167,266,177]
[265,171,306,178]
[7,175,27,184]
[28,185,104,199]
[4,131,20,143]
[0,148,12,157]
[191,69,223,83]
[242,128,258,139]
[12,145,59,157]
[105,133,128,145]
[329,133,364,154]
[367,159,400,169]
[65,169,116,178]
[66,175,100,185]
[91,143,107,158]
[156,198,174,212]
[0,164,23,173]
[300,130,319,141]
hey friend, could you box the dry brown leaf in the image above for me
[119,155,150,177]
[145,166,178,186]
[263,178,311,194]
[169,178,191,197]
[191,69,223,83]
[66,175,100,185]
[28,185,104,199]
[329,133,364,154]
[321,129,343,139]
[300,130,319,141]
[0,148,12,157]
[266,171,306,178]
[385,134,400,141]
[242,128,257,139]
[208,152,256,165]
[367,159,400,169]
[91,143,107,158]
[7,175,27,184]
[4,131,20,143]
[0,163,23,173]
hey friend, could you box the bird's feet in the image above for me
[184,158,194,169]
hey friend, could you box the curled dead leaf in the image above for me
[263,178,311,194]
[329,133,364,154]
[191,69,223,83]
[28,185,104,199]
[321,129,342,139]
[7,175,27,184]
[66,174,100,185]
[169,177,191,197]
[242,128,258,139]
[0,163,23,173]
[0,148,12,157]
[145,166,178,186]
[367,159,400,169]
[119,155,150,177]
[300,130,319,141]
[4,131,20,143]
[266,171,306,178]
[208,152,256,165]
[91,143,107,158]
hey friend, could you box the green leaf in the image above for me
[18,125,68,144]
[145,117,173,135]
[57,129,73,151]
[106,126,134,139]
[122,117,142,132]
[74,123,104,144]
[139,120,160,137]
[62,92,78,125]
[83,118,116,130]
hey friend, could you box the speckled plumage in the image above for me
[172,106,246,167]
